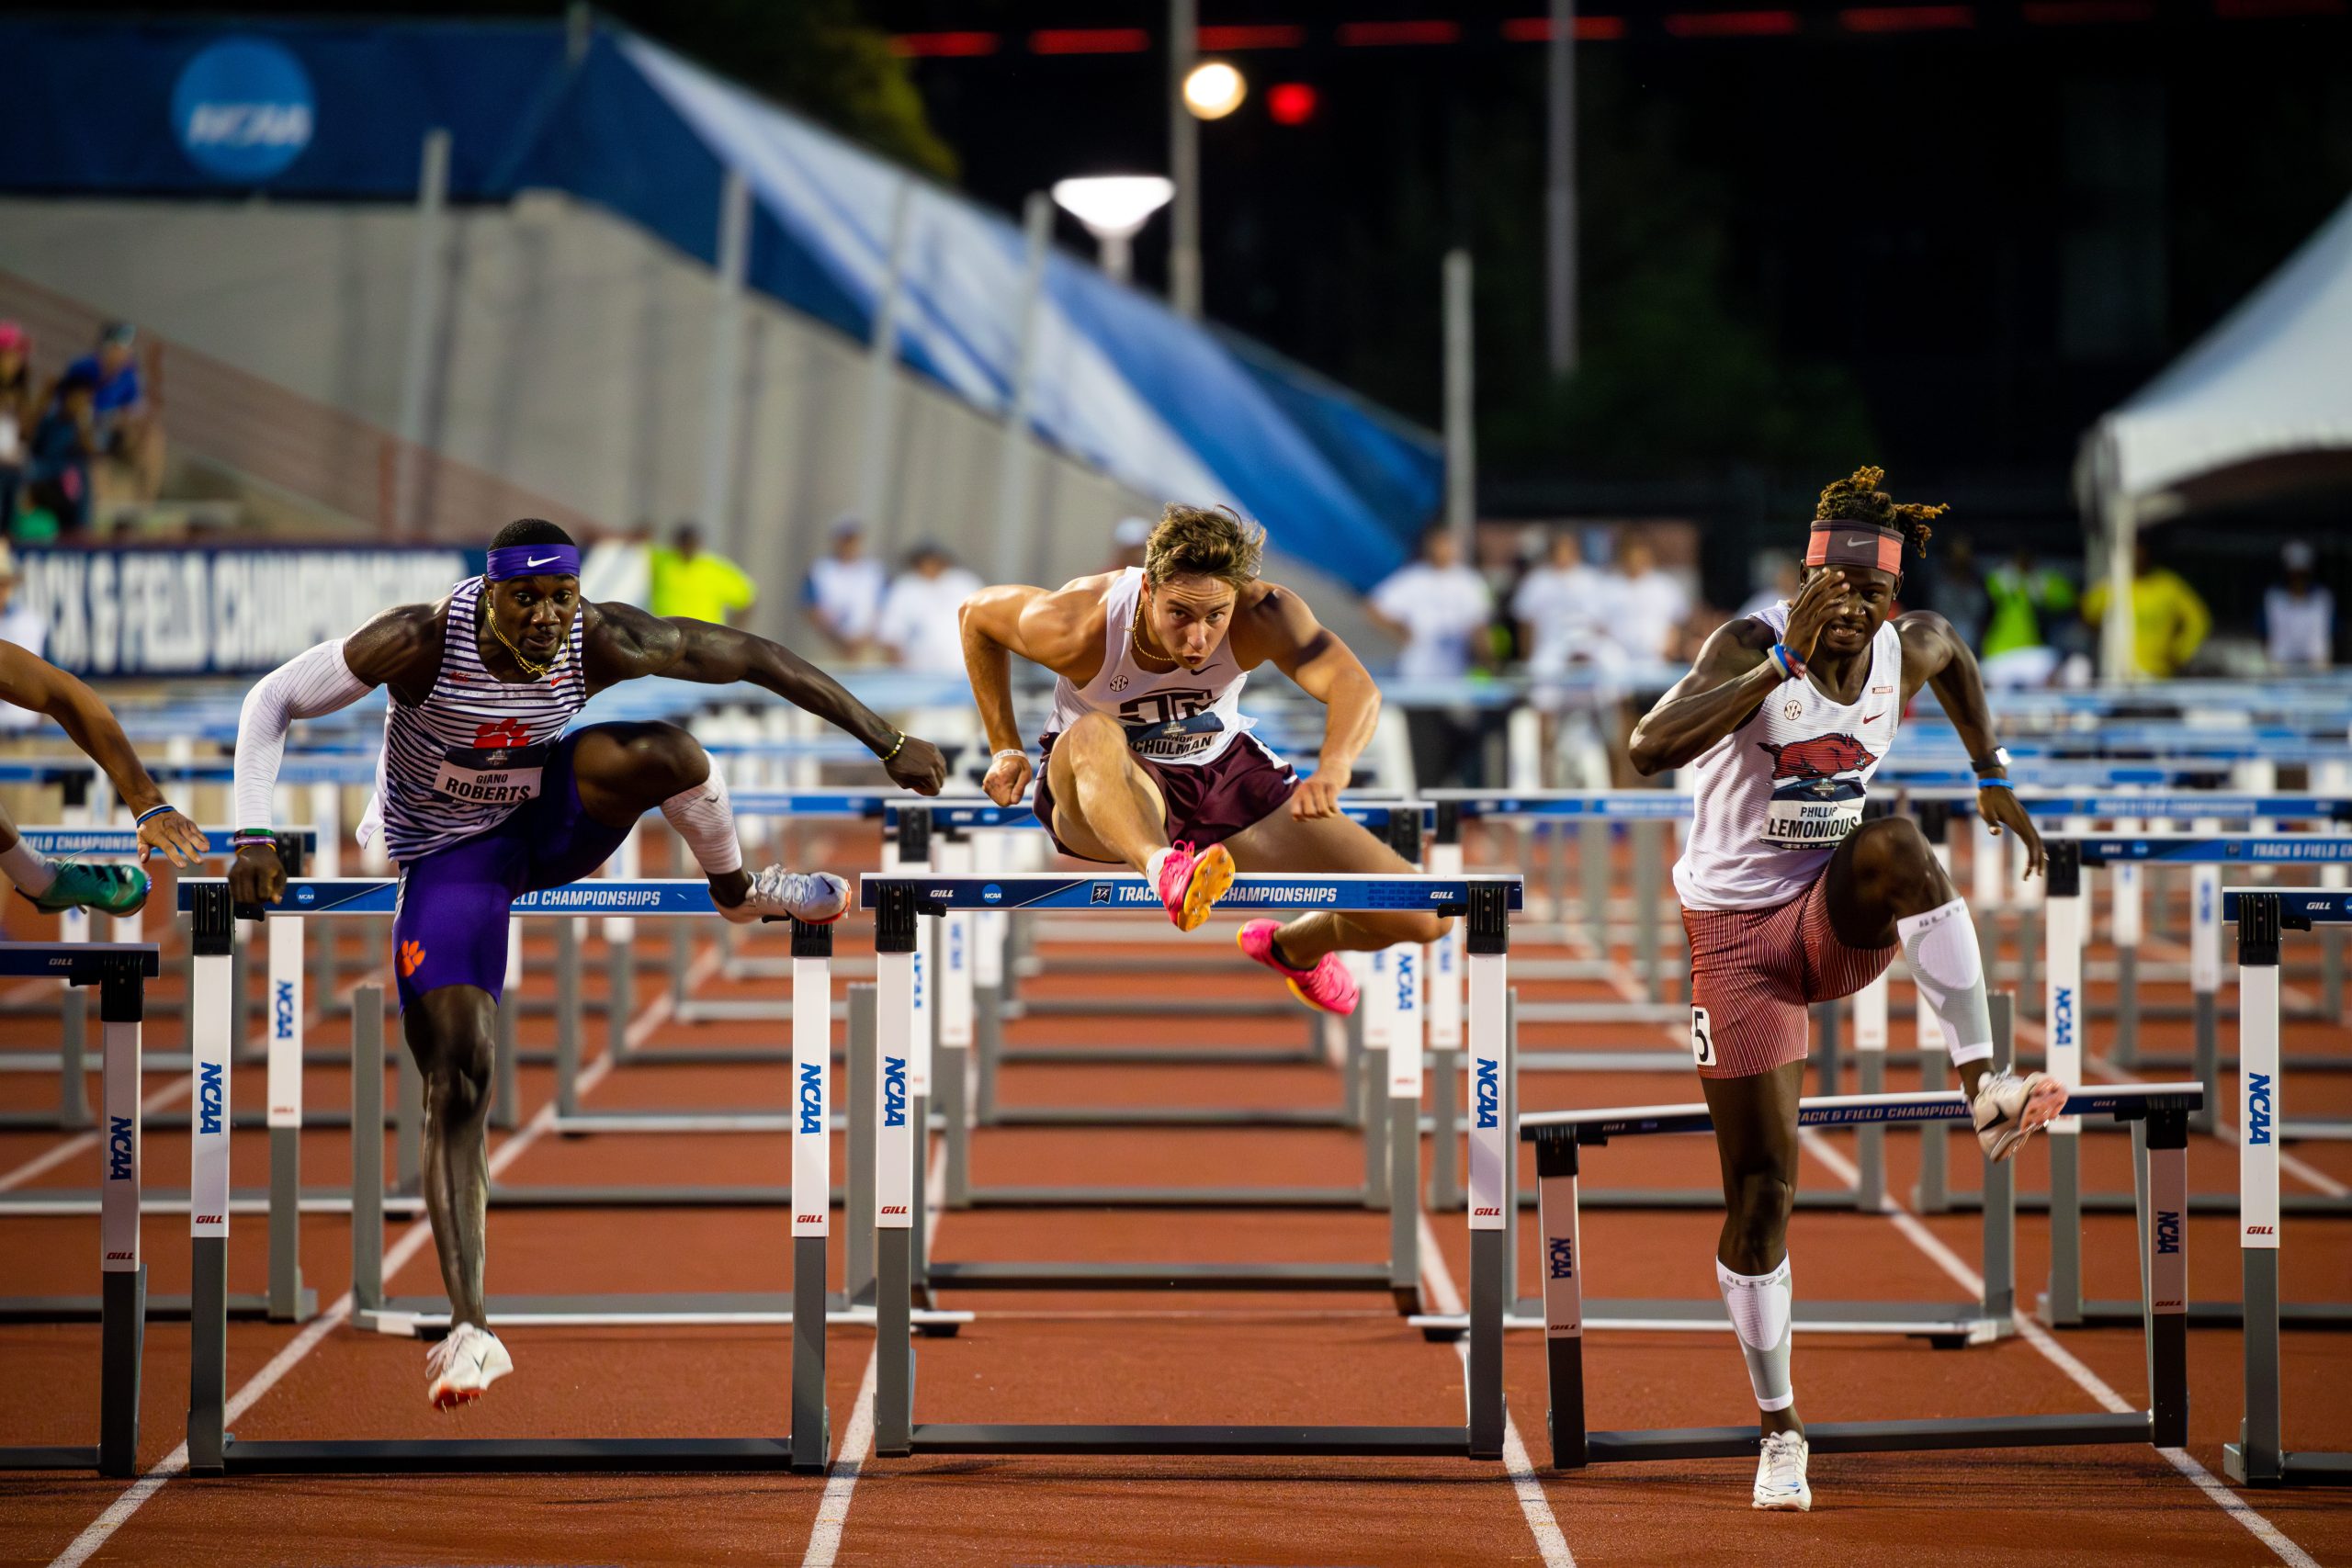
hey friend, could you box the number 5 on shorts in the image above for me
[1690,1006,1714,1068]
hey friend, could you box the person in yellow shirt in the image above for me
[2082,538,2211,678]
[648,523,757,626]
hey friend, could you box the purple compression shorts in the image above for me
[391,730,632,1011]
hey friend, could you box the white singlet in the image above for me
[1044,568,1258,767]
[366,575,590,863]
[1672,603,1904,911]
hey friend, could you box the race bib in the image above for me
[1761,791,1863,849]
[431,743,548,807]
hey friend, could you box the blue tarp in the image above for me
[0,17,1434,588]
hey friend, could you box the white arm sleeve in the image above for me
[233,639,372,830]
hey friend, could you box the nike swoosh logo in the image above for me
[526,554,562,568]
[1862,712,1884,724]
[1843,536,1873,549]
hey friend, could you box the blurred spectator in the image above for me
[64,322,162,510]
[1737,552,1800,620]
[0,545,42,733]
[1928,534,1989,649]
[1979,547,2077,687]
[0,322,34,530]
[2265,539,2334,671]
[580,519,652,606]
[1514,529,1623,786]
[1368,525,1494,789]
[876,542,982,676]
[649,522,756,626]
[803,514,886,657]
[2082,538,2211,679]
[1603,533,1692,666]
[1105,515,1153,573]
[23,366,98,538]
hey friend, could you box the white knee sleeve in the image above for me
[1717,1255,1794,1413]
[1897,897,1994,1068]
[660,765,743,877]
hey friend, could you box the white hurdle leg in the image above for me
[2111,813,2144,1066]
[1427,833,1466,1210]
[1464,885,1511,1460]
[185,889,235,1474]
[937,830,975,1211]
[96,958,147,1478]
[2189,818,2223,1133]
[1851,971,1888,1211]
[873,886,918,1458]
[266,914,312,1322]
[1388,938,1424,1305]
[2041,842,2086,1327]
[2226,896,2285,1484]
[790,917,833,1472]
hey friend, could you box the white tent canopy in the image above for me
[2079,189,2352,676]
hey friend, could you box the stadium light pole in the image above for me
[1547,0,1580,377]
[1052,176,1176,284]
[1170,0,1200,316]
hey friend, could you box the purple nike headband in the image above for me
[484,544,581,581]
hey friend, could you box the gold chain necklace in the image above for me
[1129,595,1177,671]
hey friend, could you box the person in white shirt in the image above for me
[803,514,888,659]
[1367,525,1494,789]
[1512,530,1621,784]
[1606,534,1694,668]
[2266,540,2334,671]
[878,543,985,677]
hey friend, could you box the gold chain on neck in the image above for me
[483,581,560,680]
[1129,593,1177,671]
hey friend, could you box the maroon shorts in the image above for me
[1032,731,1297,863]
[1680,874,1898,1079]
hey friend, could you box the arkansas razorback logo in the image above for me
[474,717,531,749]
[1758,733,1876,780]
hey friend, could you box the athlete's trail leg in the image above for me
[1702,1060,1804,1439]
[405,986,498,1329]
[569,722,752,904]
[1224,808,1450,962]
[1828,817,1996,1086]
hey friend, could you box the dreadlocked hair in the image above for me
[1812,465,1946,559]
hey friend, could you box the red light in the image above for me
[1337,20,1463,46]
[1502,15,1629,39]
[1840,5,1975,28]
[890,31,999,58]
[1199,25,1307,49]
[1662,9,1801,34]
[1030,28,1150,54]
[1268,82,1319,124]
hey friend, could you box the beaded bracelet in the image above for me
[1766,642,1807,682]
[134,803,180,826]
[877,731,908,762]
[230,829,279,850]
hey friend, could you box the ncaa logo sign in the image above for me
[882,1056,908,1129]
[274,979,296,1042]
[173,39,315,182]
[1396,951,1416,1014]
[1475,1057,1499,1129]
[797,1063,824,1136]
[2154,1209,2181,1257]
[2051,986,2073,1048]
[1548,1235,1576,1280]
[2246,1072,2273,1145]
[107,1116,134,1181]
[198,1061,225,1137]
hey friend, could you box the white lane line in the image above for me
[1419,1213,1577,1568]
[803,1131,946,1568]
[49,946,707,1568]
[1582,931,2324,1568]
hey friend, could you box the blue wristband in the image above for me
[1767,643,1806,682]
[134,803,178,826]
[1975,777,2014,792]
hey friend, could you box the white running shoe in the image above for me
[718,867,850,926]
[1753,1430,1812,1511]
[1973,1067,2067,1162]
[425,1322,513,1411]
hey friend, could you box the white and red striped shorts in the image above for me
[1680,874,1897,1079]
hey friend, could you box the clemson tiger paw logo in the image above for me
[399,940,427,977]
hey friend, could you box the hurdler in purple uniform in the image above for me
[231,518,946,1408]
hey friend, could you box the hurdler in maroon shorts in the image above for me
[957,504,1450,1017]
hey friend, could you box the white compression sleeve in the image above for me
[233,639,372,830]
[1896,897,1995,1067]
[1717,1255,1794,1412]
[661,764,743,877]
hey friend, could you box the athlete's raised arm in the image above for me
[1900,608,2042,876]
[960,578,1108,807]
[582,600,946,795]
[0,642,207,866]
[228,604,439,904]
[1628,570,1849,775]
[1242,583,1377,820]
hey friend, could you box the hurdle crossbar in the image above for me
[1524,1078,2202,1470]
[858,873,1520,1461]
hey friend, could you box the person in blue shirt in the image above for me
[25,367,97,536]
[60,321,161,507]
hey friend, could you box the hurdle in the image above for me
[1523,1077,2203,1470]
[177,889,831,1475]
[2224,886,2352,1486]
[0,941,157,1477]
[861,870,1518,1461]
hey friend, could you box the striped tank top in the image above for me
[368,575,589,863]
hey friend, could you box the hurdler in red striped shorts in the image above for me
[1680,873,1898,1079]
